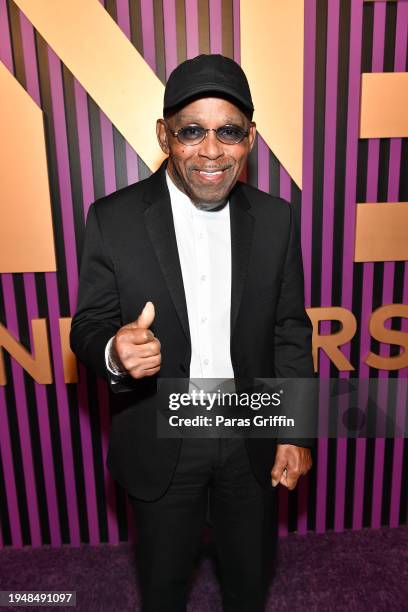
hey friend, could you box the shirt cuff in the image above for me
[105,336,127,377]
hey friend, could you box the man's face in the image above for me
[156,97,256,208]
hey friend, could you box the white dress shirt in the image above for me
[105,169,234,380]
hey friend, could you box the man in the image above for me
[70,54,314,612]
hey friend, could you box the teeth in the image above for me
[199,170,223,175]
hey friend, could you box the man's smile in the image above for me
[193,166,231,182]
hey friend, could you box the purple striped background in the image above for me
[0,0,407,547]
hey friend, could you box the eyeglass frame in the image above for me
[164,121,256,146]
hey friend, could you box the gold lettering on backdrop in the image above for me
[306,307,357,372]
[360,73,408,139]
[354,203,408,262]
[365,304,408,370]
[240,0,304,187]
[59,318,78,383]
[0,62,56,273]
[0,320,52,385]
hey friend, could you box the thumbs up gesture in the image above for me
[111,302,161,379]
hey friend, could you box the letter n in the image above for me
[0,319,52,385]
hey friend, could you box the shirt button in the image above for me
[203,358,209,365]
[201,274,206,281]
[198,232,203,239]
[201,316,207,323]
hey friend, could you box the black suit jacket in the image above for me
[70,158,314,501]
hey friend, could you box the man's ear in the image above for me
[156,119,169,154]
[248,121,257,152]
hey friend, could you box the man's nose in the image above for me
[198,130,224,159]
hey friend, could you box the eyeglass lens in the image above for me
[177,125,247,145]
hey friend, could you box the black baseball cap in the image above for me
[163,54,254,117]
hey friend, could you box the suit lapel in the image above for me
[229,183,254,336]
[143,160,191,345]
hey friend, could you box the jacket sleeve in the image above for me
[70,203,140,393]
[273,204,316,449]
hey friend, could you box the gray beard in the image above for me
[192,198,228,211]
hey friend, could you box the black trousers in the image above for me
[129,438,278,612]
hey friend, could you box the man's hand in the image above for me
[271,444,312,490]
[111,302,161,379]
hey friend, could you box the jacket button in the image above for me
[179,363,187,373]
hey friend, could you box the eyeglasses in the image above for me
[165,122,254,146]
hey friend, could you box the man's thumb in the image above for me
[135,301,155,329]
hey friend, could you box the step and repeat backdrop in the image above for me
[0,0,407,547]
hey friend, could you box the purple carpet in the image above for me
[0,527,407,611]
